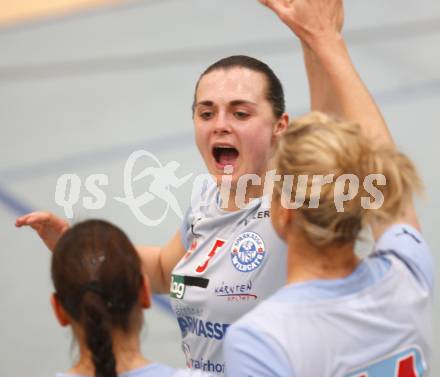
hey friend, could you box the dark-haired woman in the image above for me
[17,41,290,377]
[51,219,210,377]
[17,0,379,373]
[18,52,289,375]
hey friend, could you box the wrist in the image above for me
[307,32,346,57]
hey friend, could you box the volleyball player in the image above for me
[51,219,211,377]
[223,0,433,375]
[224,113,432,376]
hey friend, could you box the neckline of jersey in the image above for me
[214,188,267,214]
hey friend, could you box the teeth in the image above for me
[212,145,239,165]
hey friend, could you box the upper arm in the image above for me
[137,205,192,294]
[224,325,293,377]
[159,230,187,292]
[137,230,187,294]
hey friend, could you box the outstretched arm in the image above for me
[15,211,70,251]
[300,41,338,115]
[16,211,185,292]
[259,0,393,143]
[302,35,394,145]
[259,0,419,233]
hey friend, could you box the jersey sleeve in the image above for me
[374,224,434,291]
[223,324,294,377]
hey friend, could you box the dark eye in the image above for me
[234,111,250,120]
[199,111,213,120]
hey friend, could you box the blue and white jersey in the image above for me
[170,179,287,375]
[55,363,212,377]
[224,224,433,377]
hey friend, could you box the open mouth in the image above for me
[212,146,239,168]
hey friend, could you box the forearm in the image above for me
[260,0,418,233]
[307,36,421,233]
[307,35,394,144]
[301,41,340,115]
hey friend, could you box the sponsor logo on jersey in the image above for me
[177,316,230,340]
[192,357,225,374]
[170,274,210,299]
[253,210,270,219]
[170,274,186,299]
[174,304,204,318]
[230,231,266,272]
[242,210,271,226]
[214,280,258,301]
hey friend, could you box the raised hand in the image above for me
[258,0,344,47]
[15,211,70,252]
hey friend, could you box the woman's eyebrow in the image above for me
[195,99,257,107]
[229,99,257,106]
[195,100,214,107]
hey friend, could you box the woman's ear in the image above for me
[140,275,152,309]
[273,112,289,139]
[51,293,70,327]
[271,196,294,240]
[281,206,294,229]
[277,205,294,238]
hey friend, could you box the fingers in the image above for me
[258,0,287,13]
[15,213,35,227]
[258,0,295,25]
[258,0,271,6]
[15,211,50,227]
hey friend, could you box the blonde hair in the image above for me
[273,112,422,246]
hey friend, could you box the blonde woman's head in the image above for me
[272,112,422,247]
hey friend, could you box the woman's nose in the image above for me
[213,112,232,134]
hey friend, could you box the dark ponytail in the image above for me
[52,220,143,377]
[82,292,117,377]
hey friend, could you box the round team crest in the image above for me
[231,232,266,272]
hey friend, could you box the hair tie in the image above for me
[81,280,106,299]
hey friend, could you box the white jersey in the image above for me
[170,179,286,375]
[224,224,433,377]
